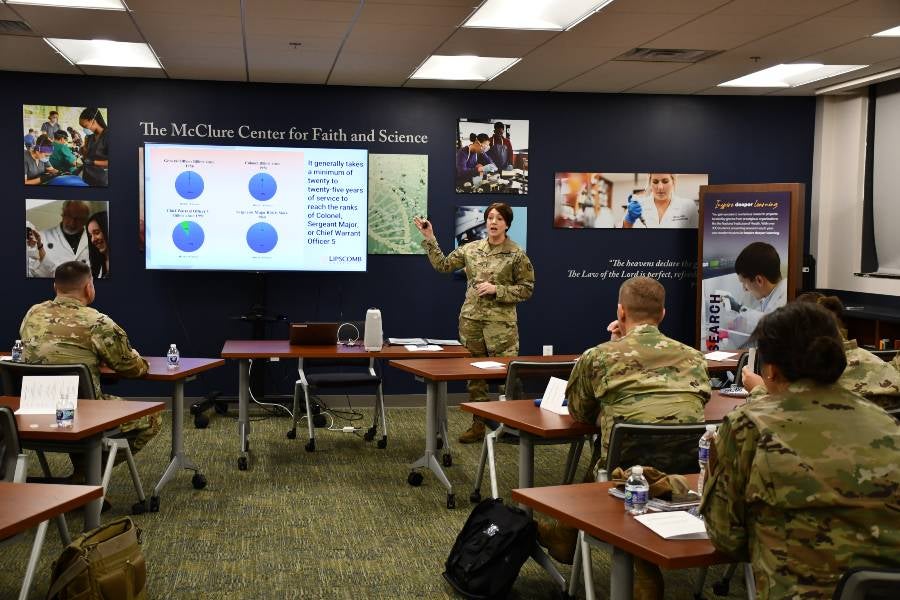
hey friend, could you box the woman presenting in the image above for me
[622,173,698,228]
[414,203,535,443]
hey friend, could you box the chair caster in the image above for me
[131,500,147,515]
[149,496,160,512]
[407,471,423,487]
[442,453,452,467]
[447,493,456,509]
[191,473,208,489]
[213,400,228,415]
[238,456,248,471]
[469,490,482,504]
[193,413,209,429]
[363,427,376,441]
[376,437,387,449]
[286,428,297,440]
[305,439,316,452]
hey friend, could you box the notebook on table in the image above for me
[289,322,340,346]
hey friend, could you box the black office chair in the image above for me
[0,361,148,513]
[871,349,899,362]
[469,360,583,504]
[832,568,900,600]
[286,325,387,453]
[1,405,73,600]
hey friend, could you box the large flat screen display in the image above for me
[144,143,368,272]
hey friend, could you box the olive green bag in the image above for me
[46,516,146,600]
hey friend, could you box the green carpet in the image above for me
[1,405,747,599]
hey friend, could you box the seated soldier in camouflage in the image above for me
[701,302,900,599]
[19,260,160,480]
[538,276,710,599]
[742,292,900,411]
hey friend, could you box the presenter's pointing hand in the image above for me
[413,216,435,241]
[624,196,643,225]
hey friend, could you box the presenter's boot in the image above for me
[536,519,577,564]
[458,418,485,444]
[633,558,665,600]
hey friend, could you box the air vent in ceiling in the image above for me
[615,47,720,63]
[0,19,32,35]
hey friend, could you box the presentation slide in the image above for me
[144,143,368,272]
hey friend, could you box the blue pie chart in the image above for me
[175,171,204,199]
[172,221,205,252]
[248,173,277,201]
[246,222,278,253]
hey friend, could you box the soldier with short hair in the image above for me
[414,203,534,443]
[701,302,900,599]
[19,260,160,478]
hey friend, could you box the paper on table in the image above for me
[405,344,443,352]
[634,511,709,540]
[539,376,569,415]
[704,351,737,361]
[426,338,462,346]
[388,337,427,345]
[15,375,80,415]
[470,361,506,369]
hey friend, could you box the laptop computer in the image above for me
[289,322,340,346]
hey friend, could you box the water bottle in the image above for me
[697,424,718,496]
[11,339,23,362]
[625,465,650,515]
[166,343,180,370]
[56,395,74,429]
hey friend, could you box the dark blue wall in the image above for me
[3,71,816,397]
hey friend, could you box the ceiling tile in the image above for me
[605,0,730,15]
[247,51,335,84]
[805,36,900,64]
[11,6,143,42]
[126,0,240,17]
[554,60,687,93]
[0,5,20,20]
[79,65,166,78]
[164,58,246,82]
[342,22,456,54]
[358,2,472,26]
[648,13,807,51]
[830,0,900,18]
[244,0,361,23]
[243,17,350,38]
[713,0,850,17]
[0,34,80,73]
[626,54,771,94]
[560,10,700,49]
[481,44,626,91]
[437,27,556,58]
[328,52,420,86]
[131,12,242,38]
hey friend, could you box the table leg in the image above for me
[154,378,204,500]
[84,438,102,530]
[237,359,250,470]
[407,379,455,508]
[19,520,49,600]
[518,433,535,513]
[610,547,634,600]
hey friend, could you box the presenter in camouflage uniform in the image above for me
[19,261,160,476]
[540,277,710,598]
[742,293,900,411]
[701,302,900,599]
[414,202,534,443]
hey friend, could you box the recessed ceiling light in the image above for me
[410,55,520,81]
[718,64,867,88]
[873,25,900,37]
[462,0,615,31]
[7,0,126,9]
[45,38,162,69]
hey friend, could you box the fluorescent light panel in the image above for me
[46,38,162,69]
[7,0,126,9]
[719,64,866,88]
[410,55,519,81]
[873,25,900,37]
[462,0,615,31]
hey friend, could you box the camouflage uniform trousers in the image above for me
[70,395,162,475]
[458,316,519,403]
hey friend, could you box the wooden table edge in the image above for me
[0,483,103,538]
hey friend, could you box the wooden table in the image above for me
[513,477,729,600]
[0,396,164,530]
[389,355,579,508]
[220,341,470,473]
[0,482,103,600]
[705,349,747,374]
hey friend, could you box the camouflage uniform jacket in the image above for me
[700,381,900,599]
[422,237,534,322]
[749,339,900,410]
[19,296,153,430]
[892,352,900,375]
[566,324,710,455]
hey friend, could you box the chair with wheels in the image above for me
[469,360,583,504]
[832,568,900,600]
[0,361,149,514]
[1,405,74,600]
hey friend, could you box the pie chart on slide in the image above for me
[246,222,278,253]
[172,221,205,252]
[175,171,204,199]
[248,173,277,201]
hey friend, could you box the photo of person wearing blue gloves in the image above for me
[622,173,699,229]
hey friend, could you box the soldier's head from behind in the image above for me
[54,260,95,305]
[734,242,782,300]
[751,302,846,393]
[617,276,665,332]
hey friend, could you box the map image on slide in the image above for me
[172,221,205,252]
[368,153,427,255]
[248,172,277,201]
[175,171,204,199]
[246,222,278,253]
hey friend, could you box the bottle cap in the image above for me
[706,424,718,432]
[632,465,643,475]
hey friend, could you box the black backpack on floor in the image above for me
[443,498,537,599]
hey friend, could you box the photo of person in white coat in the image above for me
[36,200,90,276]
